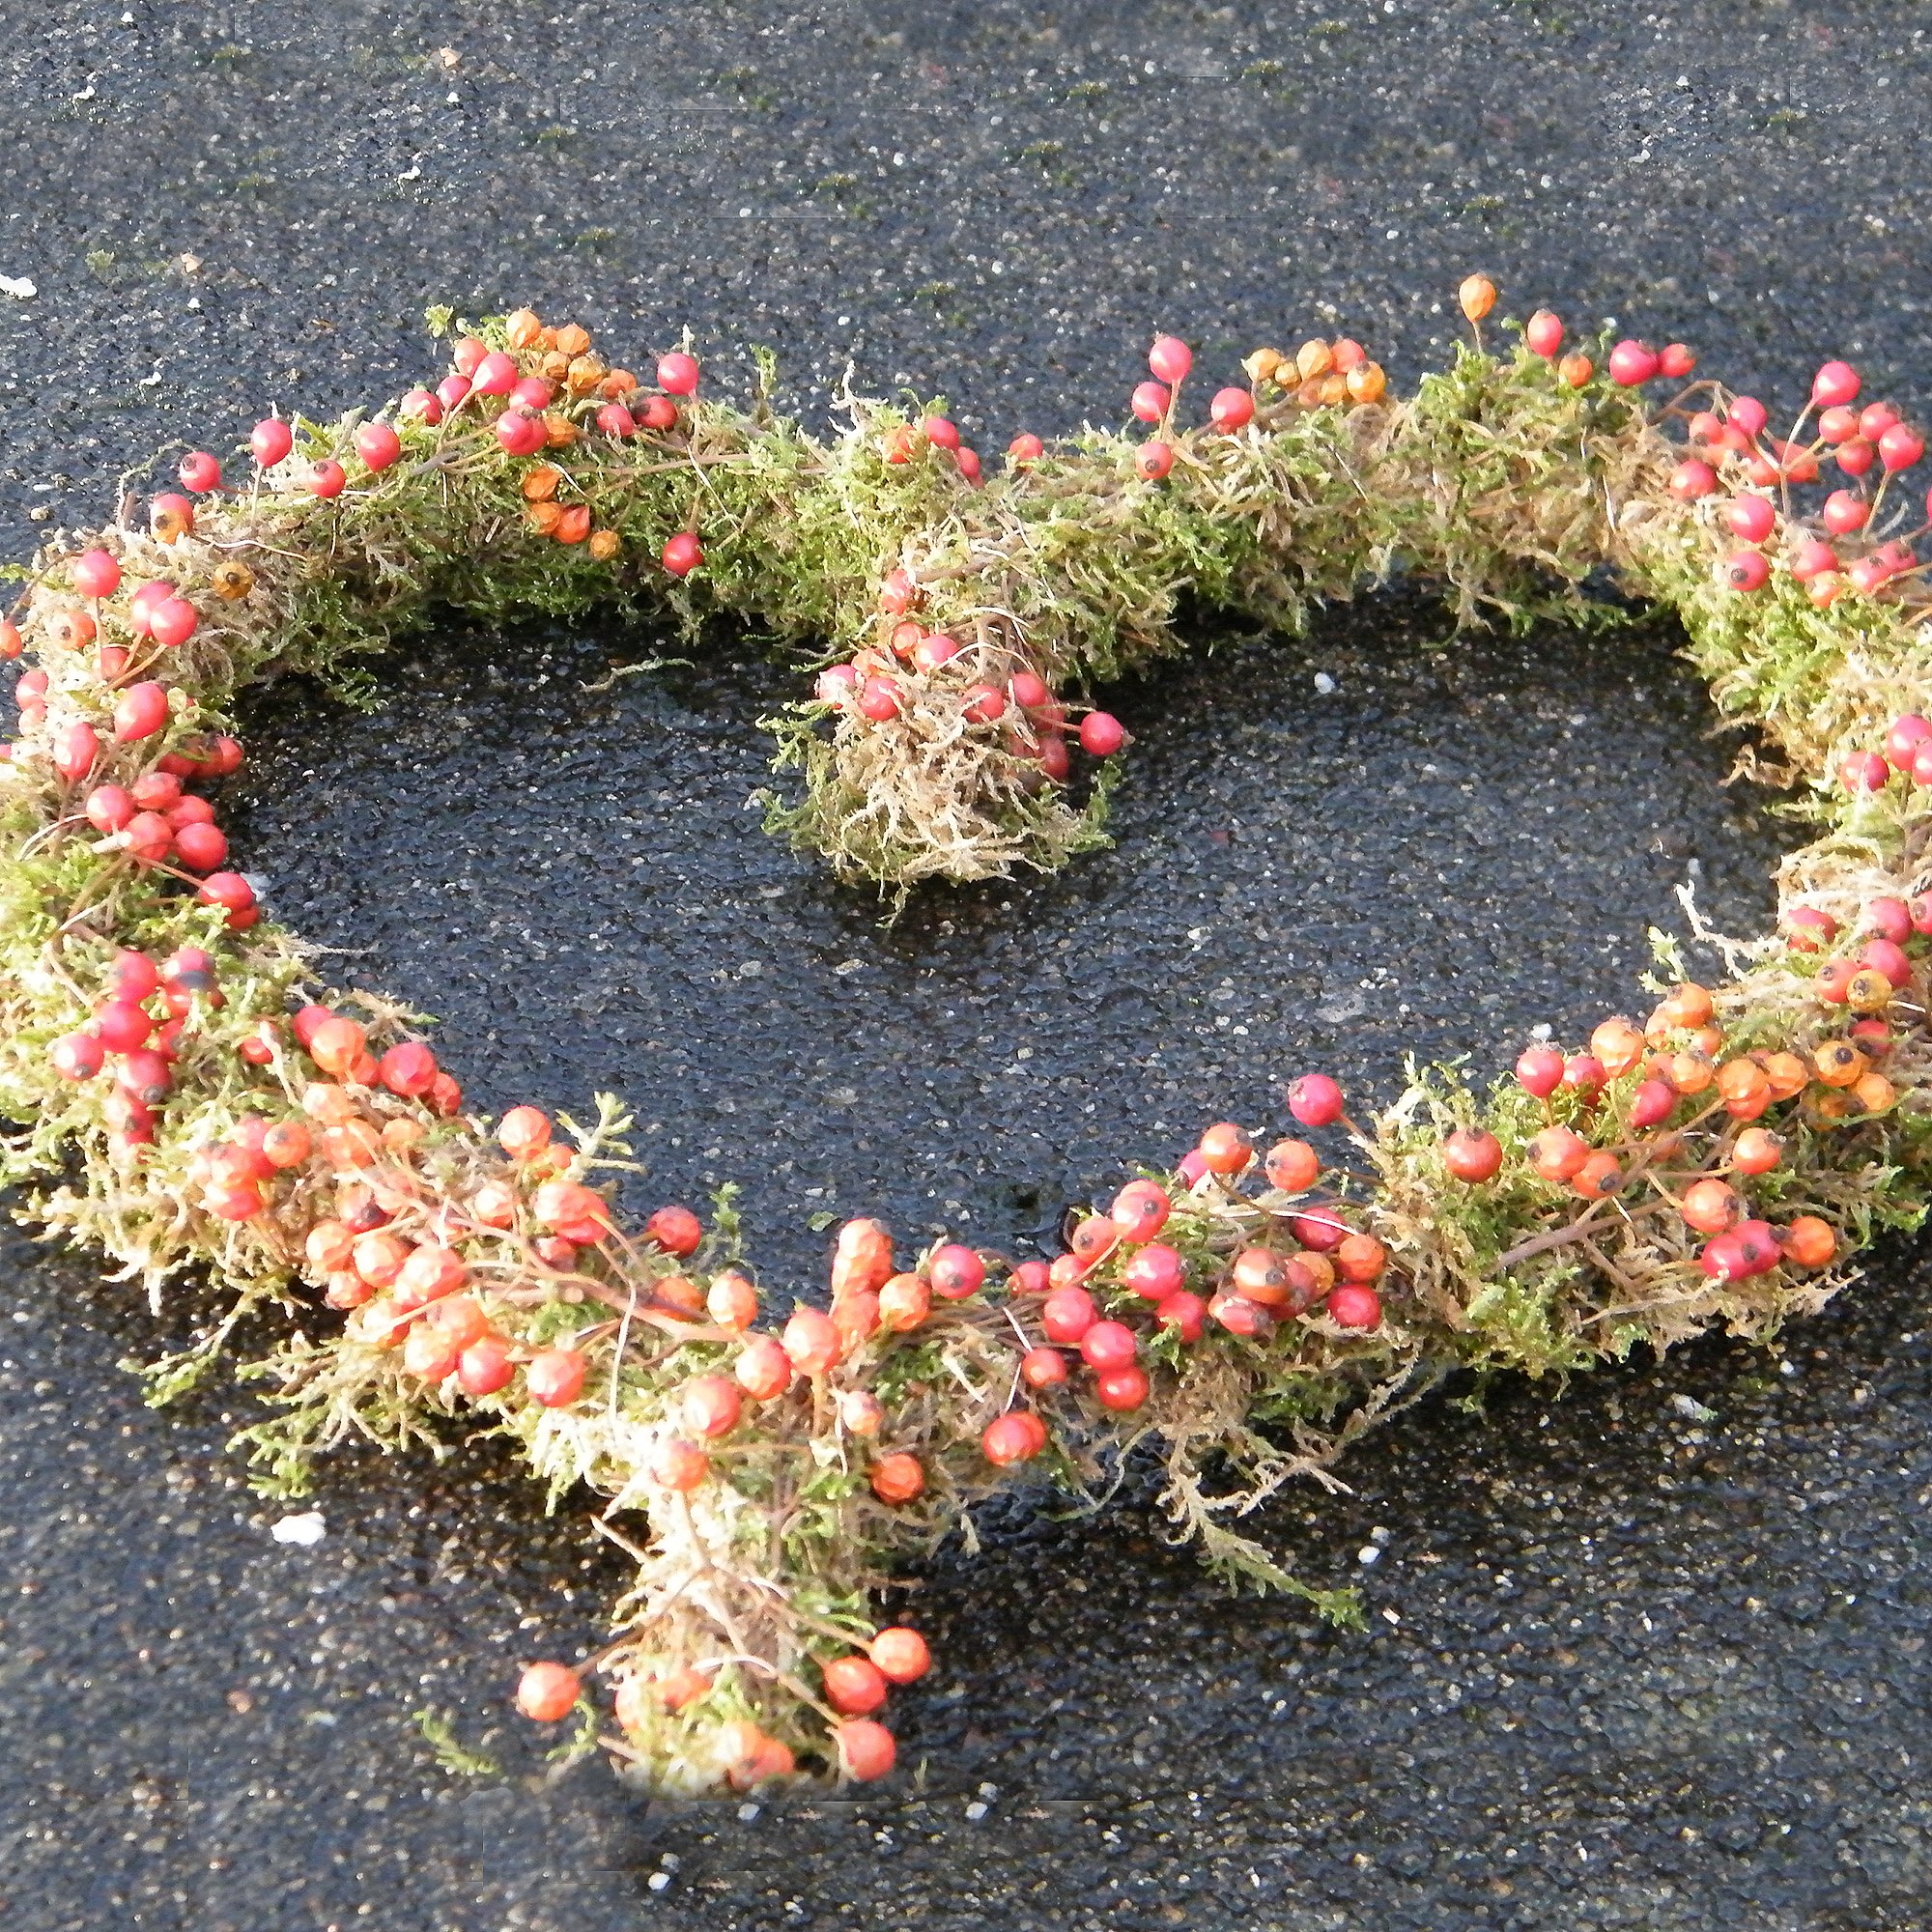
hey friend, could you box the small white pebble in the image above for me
[270,1511,326,1546]
[1356,1545,1381,1566]
[1313,671,1337,694]
[1381,1606,1401,1625]
[0,276,36,300]
[965,1801,988,1821]
[737,1802,760,1822]
[646,1872,670,1892]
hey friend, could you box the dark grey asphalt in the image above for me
[3,5,1931,1928]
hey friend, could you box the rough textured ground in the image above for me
[4,4,1932,1928]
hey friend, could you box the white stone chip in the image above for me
[270,1510,327,1546]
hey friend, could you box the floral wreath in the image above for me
[3,277,1930,1792]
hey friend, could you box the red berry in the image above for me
[1790,536,1838,582]
[400,389,442,425]
[93,1000,153,1053]
[1130,381,1169,423]
[1515,1044,1564,1097]
[1110,1179,1171,1242]
[595,402,636,438]
[1812,360,1861,409]
[379,1041,439,1096]
[1327,1284,1382,1329]
[515,1662,581,1722]
[51,1031,105,1080]
[1441,1128,1503,1182]
[928,1242,984,1299]
[526,1348,587,1407]
[1823,490,1869,534]
[657,351,700,396]
[1658,343,1696,379]
[1668,459,1717,501]
[53,721,99,783]
[982,1410,1047,1465]
[451,336,488,377]
[1729,396,1769,438]
[355,422,402,471]
[85,784,133,834]
[868,1628,930,1684]
[1078,711,1125,756]
[1093,1364,1148,1411]
[1020,1346,1067,1388]
[1286,1073,1345,1127]
[1122,1242,1184,1301]
[962,684,1006,724]
[644,1205,702,1256]
[1629,1078,1676,1129]
[1079,1320,1137,1373]
[1606,340,1660,386]
[857,675,902,722]
[662,532,702,578]
[1880,424,1924,473]
[1148,336,1192,385]
[1041,1285,1096,1343]
[471,351,518,396]
[178,451,223,493]
[1209,387,1254,433]
[495,411,546,457]
[1840,752,1890,792]
[1718,549,1770,592]
[1008,433,1044,463]
[1134,440,1172,481]
[1155,1291,1206,1343]
[1860,403,1900,442]
[1524,310,1562,357]
[823,1655,889,1716]
[1835,437,1876,478]
[1864,895,1913,946]
[307,460,346,498]
[150,596,199,647]
[920,414,959,451]
[250,418,294,467]
[837,1719,896,1782]
[1724,496,1775,543]
[71,548,121,599]
[171,821,228,871]
[435,375,471,412]
[112,681,170,743]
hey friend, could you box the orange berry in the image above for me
[1334,1233,1387,1283]
[1345,360,1386,405]
[1197,1122,1252,1175]
[1781,1215,1836,1268]
[831,1217,895,1298]
[1264,1138,1321,1191]
[307,1015,366,1076]
[1730,1128,1784,1175]
[1812,1040,1866,1088]
[1760,1052,1811,1100]
[1459,274,1496,323]
[1570,1151,1623,1201]
[515,1662,581,1722]
[1529,1125,1589,1182]
[1588,1018,1647,1078]
[706,1270,759,1329]
[1854,1070,1896,1113]
[1715,1058,1772,1117]
[1681,1178,1741,1235]
[876,1271,931,1332]
[869,1453,924,1504]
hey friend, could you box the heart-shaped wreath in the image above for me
[4,279,1931,1791]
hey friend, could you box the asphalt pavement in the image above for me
[3,5,1931,1928]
